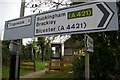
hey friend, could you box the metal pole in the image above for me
[84,34,90,80]
[0,41,2,80]
[84,0,90,78]
[16,0,25,79]
[85,51,90,80]
[9,0,25,80]
[9,55,16,80]
[20,0,25,17]
[9,41,19,80]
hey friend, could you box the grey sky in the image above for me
[0,0,21,39]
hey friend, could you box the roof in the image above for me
[64,37,84,49]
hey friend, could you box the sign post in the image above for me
[0,41,1,80]
[85,51,90,80]
[9,0,25,80]
[17,0,25,79]
[9,41,19,80]
[84,34,93,80]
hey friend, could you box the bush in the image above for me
[72,57,85,79]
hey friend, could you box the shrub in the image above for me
[72,57,85,79]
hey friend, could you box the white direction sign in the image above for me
[4,16,34,40]
[7,17,31,29]
[34,2,115,36]
[3,2,118,40]
[85,34,93,52]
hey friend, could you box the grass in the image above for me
[20,69,33,76]
[36,60,45,70]
[2,60,45,78]
[37,63,73,79]
[2,60,73,79]
[20,60,45,76]
[2,65,9,78]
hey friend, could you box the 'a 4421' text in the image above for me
[58,22,86,31]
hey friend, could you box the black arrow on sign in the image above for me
[96,3,114,28]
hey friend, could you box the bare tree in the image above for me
[25,0,71,13]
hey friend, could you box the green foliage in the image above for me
[37,37,45,61]
[21,38,38,60]
[37,37,53,61]
[43,41,51,61]
[89,32,120,79]
[2,40,10,66]
[37,37,45,48]
[21,44,32,60]
[71,31,120,79]
[72,57,85,79]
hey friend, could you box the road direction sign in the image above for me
[4,1,118,40]
[34,1,118,36]
[4,16,34,40]
[7,17,31,29]
[85,34,93,52]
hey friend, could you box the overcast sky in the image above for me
[0,0,21,40]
